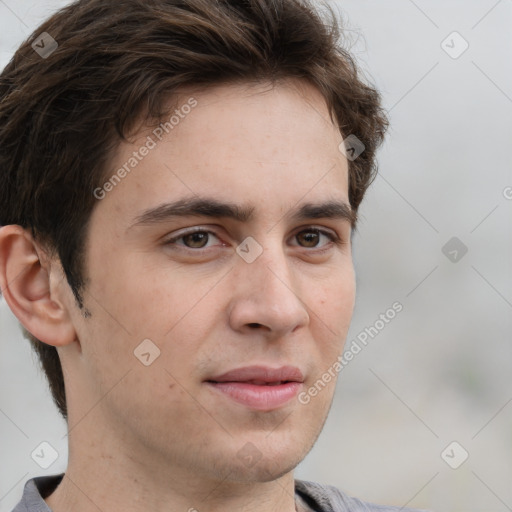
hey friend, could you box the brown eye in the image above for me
[182,232,210,248]
[165,229,222,250]
[297,230,321,247]
[294,228,337,249]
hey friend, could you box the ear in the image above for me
[0,225,77,346]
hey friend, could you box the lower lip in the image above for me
[206,381,302,410]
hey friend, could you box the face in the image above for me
[61,79,355,486]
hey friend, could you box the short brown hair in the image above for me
[0,0,388,420]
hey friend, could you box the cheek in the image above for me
[85,253,188,338]
[314,267,355,331]
[308,270,355,387]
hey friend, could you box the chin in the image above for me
[224,460,298,484]
[225,445,307,484]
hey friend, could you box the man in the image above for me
[0,0,428,510]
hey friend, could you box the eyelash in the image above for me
[163,227,343,253]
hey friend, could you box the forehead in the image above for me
[94,79,350,229]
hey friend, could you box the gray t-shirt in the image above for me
[11,474,430,512]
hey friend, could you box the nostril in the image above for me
[247,323,261,328]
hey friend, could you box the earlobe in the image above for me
[0,225,77,347]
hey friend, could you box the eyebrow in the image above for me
[128,196,357,231]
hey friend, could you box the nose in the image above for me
[227,240,310,338]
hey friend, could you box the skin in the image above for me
[0,78,356,512]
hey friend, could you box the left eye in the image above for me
[292,228,337,248]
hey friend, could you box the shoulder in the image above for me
[11,474,64,512]
[295,478,432,512]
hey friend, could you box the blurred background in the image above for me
[1,1,511,511]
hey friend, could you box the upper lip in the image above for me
[207,365,304,384]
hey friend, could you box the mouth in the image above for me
[231,380,288,386]
[205,365,304,411]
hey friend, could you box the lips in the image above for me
[205,365,304,411]
[207,365,304,385]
